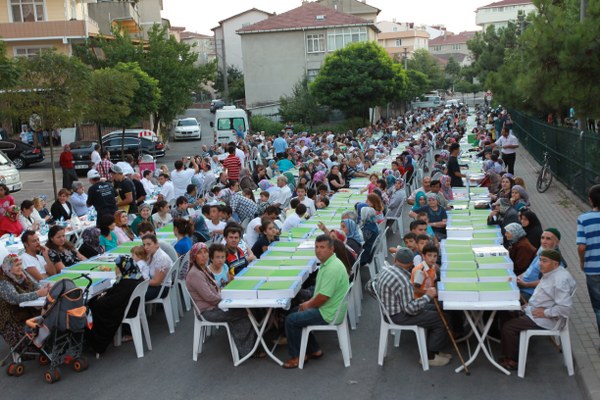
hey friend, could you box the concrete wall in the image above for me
[221,10,270,72]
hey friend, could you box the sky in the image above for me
[161,0,494,35]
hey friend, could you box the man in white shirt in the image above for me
[90,144,102,167]
[205,205,226,241]
[233,145,245,168]
[171,157,199,197]
[271,175,292,210]
[21,230,53,281]
[282,204,307,232]
[292,184,315,217]
[157,173,175,203]
[495,128,519,175]
[141,170,155,195]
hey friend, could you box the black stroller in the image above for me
[3,275,92,383]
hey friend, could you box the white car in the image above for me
[0,150,22,192]
[173,118,201,141]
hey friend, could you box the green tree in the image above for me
[407,49,445,90]
[0,41,19,90]
[214,65,245,103]
[401,69,430,102]
[445,56,461,91]
[311,41,406,119]
[279,76,328,128]
[9,51,90,197]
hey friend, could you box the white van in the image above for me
[211,106,249,145]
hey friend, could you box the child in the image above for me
[388,232,418,256]
[360,173,379,194]
[286,198,300,217]
[416,212,438,244]
[131,245,149,280]
[316,184,329,202]
[316,197,329,209]
[152,200,172,229]
[411,244,439,299]
[209,243,232,288]
[218,205,236,224]
[257,191,270,215]
[414,234,431,266]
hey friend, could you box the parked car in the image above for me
[103,131,166,158]
[70,141,98,173]
[210,99,226,113]
[0,139,44,169]
[173,118,201,141]
[0,150,22,192]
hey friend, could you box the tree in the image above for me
[214,65,245,103]
[445,56,461,91]
[9,51,90,197]
[407,49,445,90]
[311,41,406,119]
[0,41,19,90]
[400,69,430,102]
[279,76,328,128]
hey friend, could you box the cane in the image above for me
[433,297,470,376]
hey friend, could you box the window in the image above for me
[307,69,319,82]
[395,39,402,47]
[327,27,367,51]
[306,33,325,53]
[10,0,45,22]
[14,47,49,57]
[392,26,398,32]
[432,45,441,52]
[452,44,462,50]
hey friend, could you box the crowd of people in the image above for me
[0,102,593,372]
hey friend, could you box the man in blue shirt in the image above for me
[273,132,288,160]
[577,184,600,343]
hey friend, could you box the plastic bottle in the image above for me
[8,233,13,245]
[288,230,293,242]
[60,216,65,227]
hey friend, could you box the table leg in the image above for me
[455,310,510,375]
[234,308,283,366]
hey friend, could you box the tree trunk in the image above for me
[97,123,103,151]
[49,127,57,200]
[121,126,126,161]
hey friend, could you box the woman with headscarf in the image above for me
[519,209,543,249]
[358,205,379,268]
[284,171,296,192]
[488,198,520,247]
[341,218,363,255]
[131,203,154,237]
[0,205,23,237]
[85,253,144,354]
[409,193,448,241]
[0,254,49,350]
[504,222,537,275]
[312,170,327,190]
[239,168,258,191]
[510,185,529,211]
[185,243,257,358]
[78,227,105,259]
[439,175,454,201]
[267,159,280,178]
[411,191,428,212]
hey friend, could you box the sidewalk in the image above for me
[514,148,600,400]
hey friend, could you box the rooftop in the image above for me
[237,2,376,34]
[429,31,477,46]
[477,0,534,10]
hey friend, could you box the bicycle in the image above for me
[536,151,553,193]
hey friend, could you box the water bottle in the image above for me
[288,230,293,242]
[60,216,65,227]
[8,233,13,245]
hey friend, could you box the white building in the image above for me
[475,0,536,31]
[376,21,429,61]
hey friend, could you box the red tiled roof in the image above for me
[477,0,533,10]
[237,2,376,34]
[429,31,477,46]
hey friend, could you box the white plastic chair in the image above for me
[367,227,389,279]
[114,280,152,358]
[176,255,192,314]
[347,252,364,330]
[385,200,406,236]
[372,281,429,370]
[298,285,352,369]
[183,285,240,364]
[145,261,179,334]
[517,289,576,378]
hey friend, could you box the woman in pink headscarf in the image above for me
[440,175,454,201]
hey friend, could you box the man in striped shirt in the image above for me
[221,145,241,182]
[375,248,450,366]
[577,184,600,341]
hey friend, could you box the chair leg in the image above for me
[129,320,144,358]
[337,321,351,367]
[163,298,176,334]
[180,281,192,312]
[141,311,152,351]
[378,323,389,366]
[114,325,122,347]
[171,286,181,323]
[347,297,357,330]
[298,328,310,369]
[192,319,201,361]
[560,330,574,376]
[416,328,429,371]
[517,331,530,378]
[393,330,401,347]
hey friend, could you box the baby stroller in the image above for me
[4,275,92,383]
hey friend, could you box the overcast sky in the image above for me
[162,0,493,35]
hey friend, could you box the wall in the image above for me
[475,3,536,29]
[221,10,270,72]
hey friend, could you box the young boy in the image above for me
[416,211,439,247]
[388,232,418,256]
[411,243,439,299]
[208,243,232,288]
[219,205,236,224]
[414,234,432,266]
[282,203,307,232]
[286,198,300,217]
[257,191,270,215]
[206,205,226,240]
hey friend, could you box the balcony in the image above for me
[0,19,99,41]
[88,1,141,36]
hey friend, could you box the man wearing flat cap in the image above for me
[499,249,576,370]
[375,248,450,367]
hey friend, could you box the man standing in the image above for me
[375,248,450,367]
[273,132,288,160]
[96,150,113,182]
[499,249,576,370]
[90,144,102,168]
[447,142,465,187]
[59,144,78,190]
[495,128,519,175]
[171,158,199,197]
[284,235,349,368]
[111,165,137,214]
[221,145,242,182]
[577,184,600,344]
[86,169,117,221]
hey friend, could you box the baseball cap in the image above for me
[110,165,123,174]
[87,169,101,179]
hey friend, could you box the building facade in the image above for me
[180,31,216,65]
[428,31,477,67]
[475,0,535,31]
[376,21,429,61]
[238,2,378,110]
[316,0,379,21]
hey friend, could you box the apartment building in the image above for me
[376,21,429,61]
[429,31,477,67]
[475,0,535,31]
[180,31,216,65]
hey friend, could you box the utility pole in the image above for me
[217,38,229,101]
[580,0,587,21]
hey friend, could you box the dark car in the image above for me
[103,131,165,158]
[70,141,98,173]
[0,139,44,169]
[210,99,226,113]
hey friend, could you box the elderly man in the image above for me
[499,249,576,370]
[407,176,432,205]
[283,235,349,369]
[375,248,450,367]
[517,228,563,301]
[271,175,292,210]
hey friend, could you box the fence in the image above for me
[509,109,600,202]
